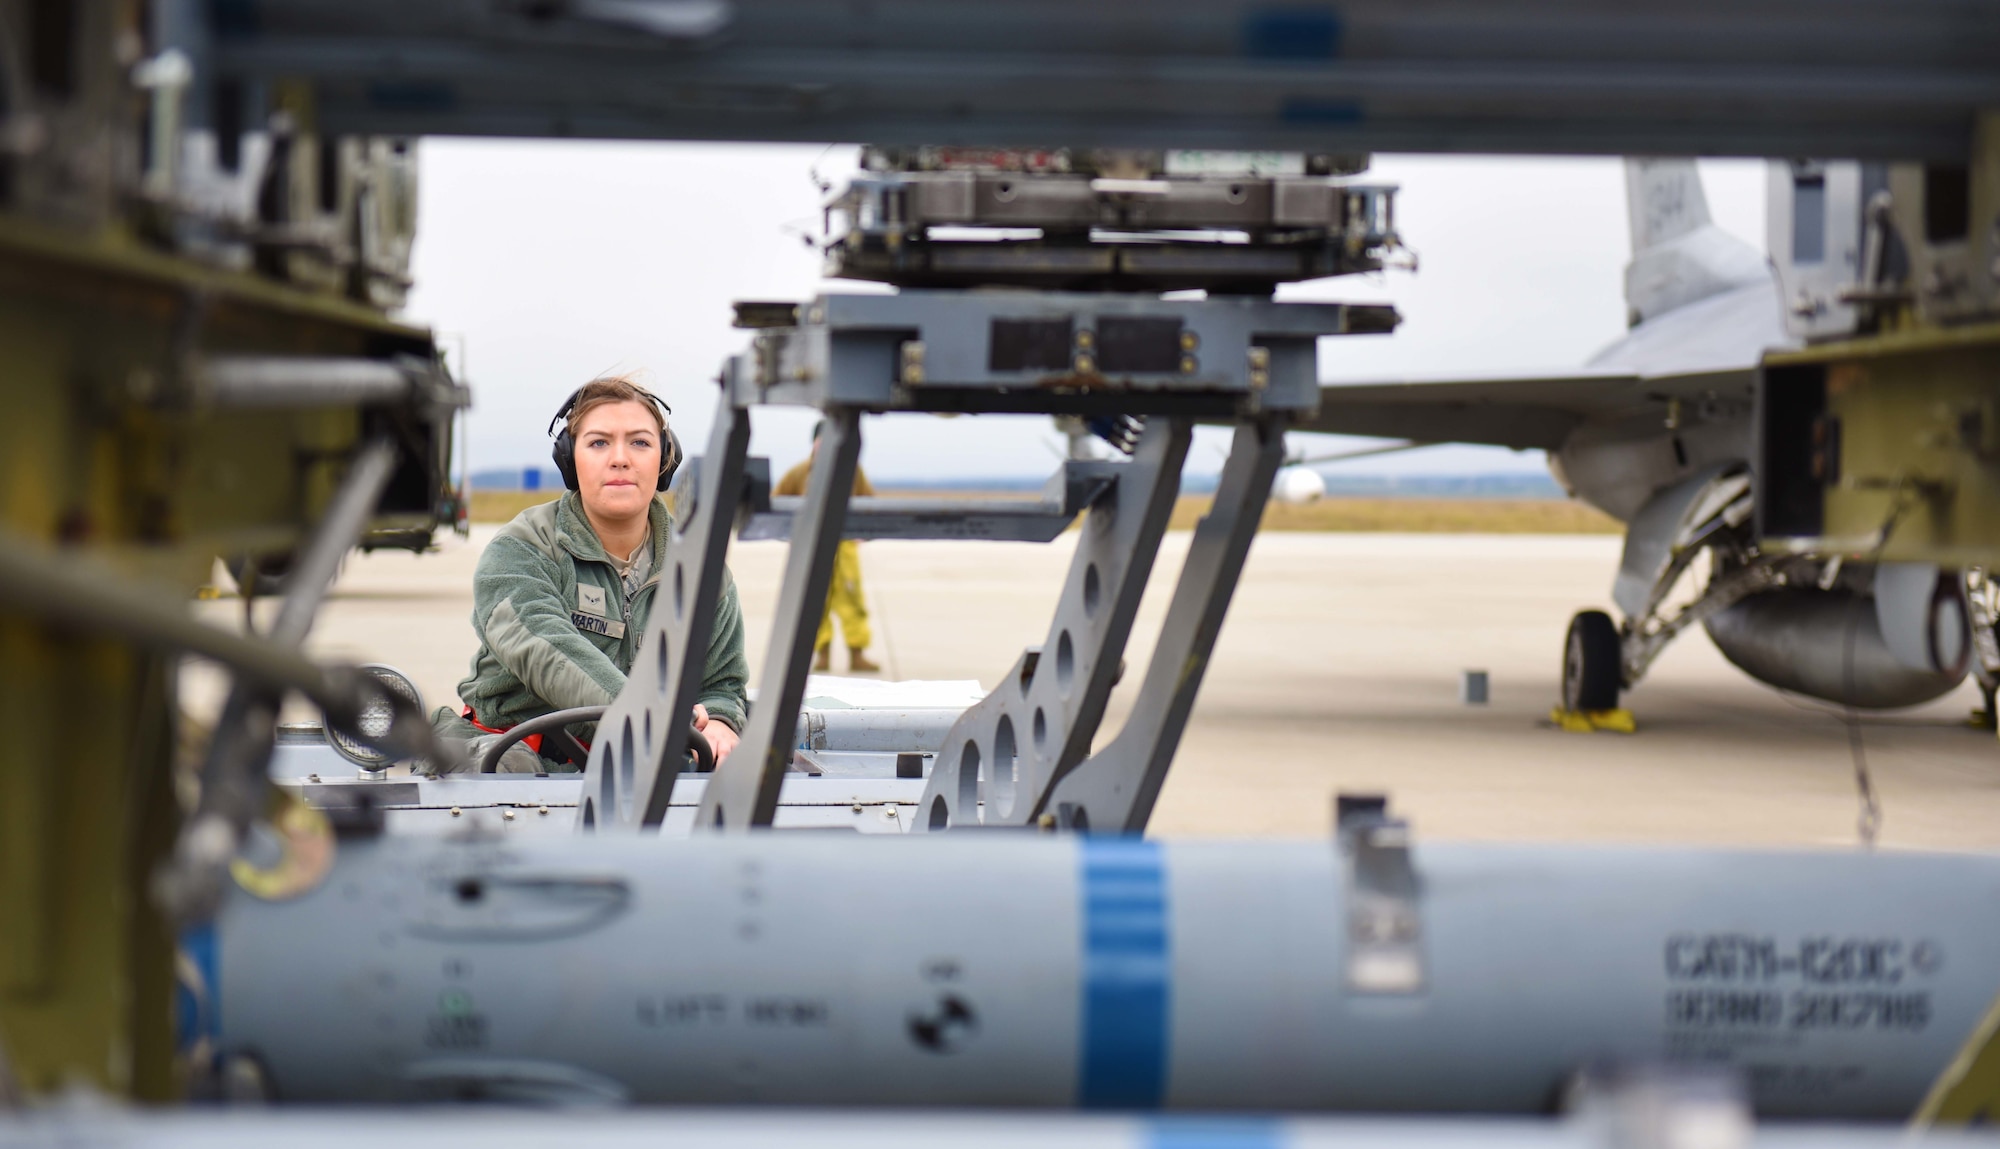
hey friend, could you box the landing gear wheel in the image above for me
[1563,609,1623,712]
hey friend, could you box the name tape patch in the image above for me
[573,611,626,640]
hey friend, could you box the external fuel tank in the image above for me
[1704,587,1968,709]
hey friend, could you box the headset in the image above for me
[547,385,683,493]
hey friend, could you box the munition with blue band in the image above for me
[214,835,2000,1115]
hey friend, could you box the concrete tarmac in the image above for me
[194,526,2000,850]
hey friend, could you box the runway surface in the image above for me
[194,526,2000,849]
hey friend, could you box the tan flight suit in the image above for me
[774,460,873,655]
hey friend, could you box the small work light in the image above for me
[324,664,424,771]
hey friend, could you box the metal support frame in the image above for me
[572,400,751,831]
[914,419,1192,831]
[577,289,1339,837]
[695,408,864,830]
[1044,417,1291,833]
[154,437,399,923]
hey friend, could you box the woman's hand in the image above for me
[692,703,739,765]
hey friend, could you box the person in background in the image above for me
[775,422,880,673]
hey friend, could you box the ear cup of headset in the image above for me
[548,385,585,491]
[551,428,580,491]
[659,423,683,492]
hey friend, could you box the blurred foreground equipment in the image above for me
[1757,119,2000,565]
[214,1,1994,159]
[0,0,463,1099]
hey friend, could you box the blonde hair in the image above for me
[566,373,669,439]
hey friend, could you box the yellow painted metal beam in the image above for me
[1914,990,2000,1125]
[0,217,441,1097]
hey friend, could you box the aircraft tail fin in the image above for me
[1621,158,1770,326]
[1625,159,1712,252]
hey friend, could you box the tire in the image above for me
[1563,609,1623,712]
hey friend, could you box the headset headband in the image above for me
[549,384,672,437]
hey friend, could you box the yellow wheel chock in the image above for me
[1548,706,1636,734]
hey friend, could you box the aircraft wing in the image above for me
[1294,368,1755,451]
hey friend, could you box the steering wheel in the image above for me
[476,706,717,775]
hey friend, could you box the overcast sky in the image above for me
[403,144,1768,482]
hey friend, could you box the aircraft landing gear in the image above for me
[1966,570,2000,729]
[1562,609,1623,713]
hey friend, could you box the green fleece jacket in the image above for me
[456,491,749,736]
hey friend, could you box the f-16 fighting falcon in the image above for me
[1299,159,1992,719]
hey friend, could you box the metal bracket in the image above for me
[1040,416,1291,833]
[725,290,1332,418]
[572,397,750,832]
[1334,794,1425,996]
[914,418,1192,831]
[695,408,863,830]
[156,437,399,922]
